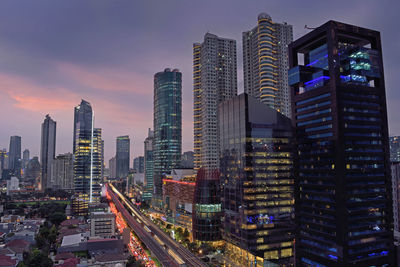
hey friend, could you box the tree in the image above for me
[23,249,52,267]
[48,212,66,226]
[183,228,190,239]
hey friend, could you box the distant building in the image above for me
[22,149,29,170]
[243,13,293,117]
[109,157,116,179]
[390,136,400,162]
[40,114,56,190]
[24,157,40,183]
[180,151,194,169]
[0,149,7,175]
[116,136,130,179]
[143,129,154,201]
[392,162,400,238]
[6,177,19,196]
[51,153,74,190]
[90,212,115,238]
[133,156,144,173]
[153,68,182,199]
[8,136,21,178]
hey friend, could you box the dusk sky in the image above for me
[0,0,399,165]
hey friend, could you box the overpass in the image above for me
[107,184,208,267]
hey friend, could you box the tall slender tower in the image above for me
[153,69,182,199]
[73,100,101,205]
[143,129,154,202]
[116,135,130,179]
[243,13,293,117]
[8,136,21,178]
[193,33,237,170]
[40,115,56,190]
[289,21,395,266]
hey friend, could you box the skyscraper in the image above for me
[391,162,400,236]
[193,33,237,170]
[219,94,294,266]
[116,135,130,179]
[390,136,400,162]
[289,21,395,266]
[22,149,29,169]
[143,128,154,202]
[51,153,73,190]
[243,13,293,117]
[40,114,56,190]
[0,149,7,174]
[109,157,116,179]
[73,100,101,204]
[133,156,144,173]
[8,136,21,178]
[153,69,182,198]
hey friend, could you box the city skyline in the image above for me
[0,0,399,164]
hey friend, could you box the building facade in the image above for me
[243,13,293,117]
[193,33,237,170]
[181,151,194,169]
[73,100,101,204]
[143,129,154,201]
[109,156,116,179]
[133,156,144,173]
[153,69,182,198]
[51,153,74,190]
[8,136,21,178]
[289,21,395,266]
[220,94,294,266]
[392,162,400,238]
[390,136,400,162]
[90,212,116,238]
[40,114,56,190]
[116,135,130,179]
[22,149,29,170]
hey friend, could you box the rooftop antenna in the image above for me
[305,25,316,30]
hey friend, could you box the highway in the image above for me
[109,184,208,267]
[106,185,180,267]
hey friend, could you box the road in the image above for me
[109,184,208,267]
[107,185,180,267]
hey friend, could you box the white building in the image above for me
[90,212,115,238]
[243,13,293,117]
[193,33,238,170]
[6,176,19,195]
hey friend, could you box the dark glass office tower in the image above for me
[40,114,56,190]
[73,100,101,204]
[116,135,130,179]
[153,69,182,198]
[219,93,294,266]
[143,129,154,202]
[289,21,395,266]
[8,136,21,178]
[192,168,222,242]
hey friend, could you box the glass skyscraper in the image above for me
[390,136,400,162]
[153,69,182,198]
[243,13,293,117]
[116,135,130,179]
[8,136,21,178]
[73,100,102,205]
[219,93,294,266]
[40,114,56,190]
[289,21,395,266]
[143,128,154,202]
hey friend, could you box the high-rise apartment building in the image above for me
[51,153,73,190]
[289,21,395,266]
[143,128,154,201]
[390,136,400,162]
[133,156,144,173]
[0,149,7,174]
[219,94,294,266]
[40,114,56,190]
[392,162,400,236]
[193,33,237,170]
[153,69,182,198]
[243,13,293,117]
[73,100,101,204]
[8,136,21,178]
[116,135,130,179]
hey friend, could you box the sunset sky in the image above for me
[0,0,399,165]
